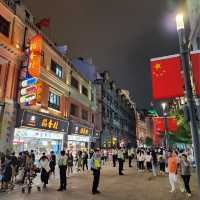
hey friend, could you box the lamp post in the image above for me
[161,102,168,148]
[176,14,200,190]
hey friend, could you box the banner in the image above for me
[151,54,184,99]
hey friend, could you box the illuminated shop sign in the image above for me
[28,34,42,77]
[19,110,68,132]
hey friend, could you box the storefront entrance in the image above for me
[13,127,63,158]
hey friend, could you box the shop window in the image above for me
[82,85,88,97]
[51,59,63,79]
[48,91,60,110]
[71,76,79,90]
[70,103,78,117]
[82,109,88,121]
[0,15,10,37]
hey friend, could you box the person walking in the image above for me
[82,151,88,171]
[145,151,152,172]
[67,152,73,176]
[112,148,118,167]
[180,154,192,197]
[91,149,101,195]
[57,150,68,191]
[39,153,50,188]
[117,147,125,175]
[168,151,178,193]
[49,151,56,178]
[128,148,133,167]
[151,150,158,176]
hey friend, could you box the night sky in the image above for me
[23,0,186,109]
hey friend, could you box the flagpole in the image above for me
[176,14,200,192]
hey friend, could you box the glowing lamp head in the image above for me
[176,14,184,30]
[161,102,167,110]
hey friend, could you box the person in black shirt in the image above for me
[49,151,56,177]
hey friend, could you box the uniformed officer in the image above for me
[117,147,125,175]
[57,150,68,191]
[91,148,101,195]
[112,148,118,167]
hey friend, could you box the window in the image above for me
[82,85,88,97]
[82,109,88,121]
[51,59,63,78]
[48,91,60,110]
[0,15,10,37]
[70,103,78,117]
[71,76,79,90]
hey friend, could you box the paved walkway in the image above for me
[0,162,199,200]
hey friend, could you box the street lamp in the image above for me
[176,13,200,191]
[161,102,168,148]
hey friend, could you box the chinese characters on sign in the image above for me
[79,127,89,135]
[28,35,42,77]
[20,110,68,132]
[41,118,59,130]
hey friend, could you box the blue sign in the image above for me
[22,77,38,88]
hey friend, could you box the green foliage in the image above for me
[145,137,153,147]
[168,108,192,144]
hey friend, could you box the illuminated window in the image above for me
[0,15,10,37]
[82,109,88,121]
[71,76,79,90]
[48,91,60,110]
[51,59,63,78]
[82,85,88,97]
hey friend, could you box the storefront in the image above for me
[68,121,93,154]
[14,109,69,156]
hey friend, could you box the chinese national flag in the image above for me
[36,18,50,28]
[151,54,184,99]
[167,116,177,132]
[153,117,165,132]
[191,51,200,96]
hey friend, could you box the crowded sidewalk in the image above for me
[0,161,198,200]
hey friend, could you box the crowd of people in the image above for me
[0,146,194,197]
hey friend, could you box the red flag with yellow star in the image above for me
[150,54,184,99]
[191,50,200,96]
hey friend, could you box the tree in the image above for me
[145,137,153,147]
[169,108,192,144]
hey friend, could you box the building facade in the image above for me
[0,0,99,154]
[187,0,200,50]
[0,0,24,152]
[95,71,136,148]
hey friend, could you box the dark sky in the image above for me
[23,0,186,109]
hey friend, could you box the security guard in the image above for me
[117,147,125,175]
[91,148,101,195]
[57,150,68,191]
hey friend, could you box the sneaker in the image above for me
[57,188,63,191]
[169,189,175,193]
[187,193,192,197]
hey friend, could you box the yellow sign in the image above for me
[79,127,89,135]
[41,118,59,130]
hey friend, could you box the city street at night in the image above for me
[1,0,200,199]
[1,163,199,200]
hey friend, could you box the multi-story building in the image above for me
[0,0,98,154]
[0,0,25,152]
[187,0,200,50]
[95,71,136,148]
